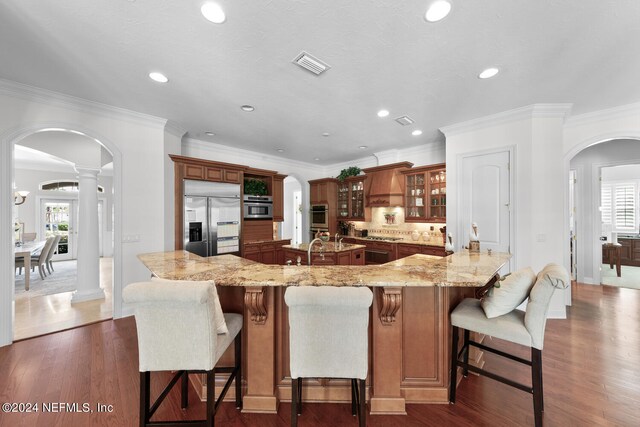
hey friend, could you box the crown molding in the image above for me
[440,103,573,137]
[564,101,640,129]
[0,78,168,129]
[164,120,187,138]
[183,138,325,175]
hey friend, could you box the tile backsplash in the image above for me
[348,207,446,245]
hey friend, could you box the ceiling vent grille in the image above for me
[292,51,331,75]
[394,116,415,126]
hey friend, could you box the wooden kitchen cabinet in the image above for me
[337,176,367,220]
[272,174,285,222]
[397,243,446,258]
[309,178,337,205]
[402,163,446,222]
[243,239,290,264]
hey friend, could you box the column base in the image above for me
[241,395,278,413]
[71,288,105,303]
[369,396,406,415]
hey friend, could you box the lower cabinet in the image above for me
[243,240,290,264]
[397,243,445,258]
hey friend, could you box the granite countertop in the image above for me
[282,242,366,253]
[138,250,510,288]
[340,235,445,247]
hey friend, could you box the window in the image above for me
[40,180,104,193]
[601,181,638,232]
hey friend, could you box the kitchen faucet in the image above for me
[308,238,324,265]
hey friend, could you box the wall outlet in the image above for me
[123,234,140,243]
[600,236,607,241]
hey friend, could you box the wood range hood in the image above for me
[362,161,413,207]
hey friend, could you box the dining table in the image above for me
[14,240,46,291]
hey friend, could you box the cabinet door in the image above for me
[351,249,365,265]
[206,167,223,181]
[185,164,204,180]
[397,244,421,259]
[224,169,241,183]
[311,252,335,265]
[422,246,445,257]
[427,168,446,220]
[405,172,427,221]
[272,176,284,222]
[337,251,352,265]
[260,249,276,265]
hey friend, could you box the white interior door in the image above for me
[460,150,512,270]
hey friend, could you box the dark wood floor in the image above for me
[1,283,639,426]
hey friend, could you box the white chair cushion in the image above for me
[481,267,536,319]
[525,263,569,350]
[285,286,373,380]
[124,280,242,372]
[151,276,228,334]
[452,298,532,348]
[215,313,243,363]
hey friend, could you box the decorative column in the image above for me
[370,287,406,414]
[242,286,278,413]
[71,166,104,303]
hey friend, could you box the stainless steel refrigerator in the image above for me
[184,180,241,257]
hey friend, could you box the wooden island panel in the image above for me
[138,250,508,414]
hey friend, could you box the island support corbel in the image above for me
[242,286,278,413]
[370,287,406,414]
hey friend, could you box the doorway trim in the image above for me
[562,133,640,300]
[590,157,640,286]
[455,145,516,271]
[0,122,123,347]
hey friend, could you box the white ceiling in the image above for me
[2,1,640,165]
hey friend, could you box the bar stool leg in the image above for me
[358,379,366,427]
[449,325,459,403]
[531,348,543,427]
[351,379,357,416]
[291,378,298,427]
[206,370,214,427]
[181,371,188,409]
[140,372,150,427]
[462,329,470,377]
[235,334,242,409]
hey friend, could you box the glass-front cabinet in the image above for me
[337,176,366,220]
[402,164,446,222]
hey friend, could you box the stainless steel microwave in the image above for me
[243,195,273,219]
[311,204,329,228]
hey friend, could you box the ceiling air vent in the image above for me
[292,51,331,75]
[394,116,415,126]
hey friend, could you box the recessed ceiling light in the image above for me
[276,148,284,153]
[377,109,390,118]
[359,145,368,149]
[241,105,255,112]
[205,132,215,136]
[148,72,168,83]
[314,157,320,161]
[322,132,331,137]
[425,1,452,22]
[412,130,423,136]
[478,67,500,79]
[201,2,226,24]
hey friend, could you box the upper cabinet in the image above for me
[272,174,286,222]
[337,176,367,220]
[402,163,446,222]
[310,179,336,205]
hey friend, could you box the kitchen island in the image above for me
[137,250,509,415]
[282,241,366,265]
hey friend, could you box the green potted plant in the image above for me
[336,166,361,182]
[243,178,268,196]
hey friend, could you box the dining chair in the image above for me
[123,278,242,427]
[45,235,62,274]
[15,236,55,280]
[449,263,569,427]
[285,286,373,427]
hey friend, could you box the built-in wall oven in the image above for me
[311,204,329,229]
[243,195,273,219]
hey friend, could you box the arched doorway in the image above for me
[565,138,640,289]
[1,125,123,345]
